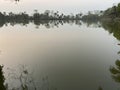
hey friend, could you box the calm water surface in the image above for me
[0,22,120,90]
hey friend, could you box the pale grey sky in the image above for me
[0,0,120,14]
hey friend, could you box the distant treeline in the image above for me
[0,10,102,28]
[1,2,120,25]
[0,10,83,21]
[0,9,103,22]
[81,2,120,21]
[3,0,120,21]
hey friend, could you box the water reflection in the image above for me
[101,21,120,41]
[33,20,81,29]
[0,20,82,29]
[82,19,101,28]
[109,44,120,90]
[0,65,57,90]
[0,64,107,90]
[6,65,36,90]
[0,19,119,42]
[13,19,120,41]
[98,86,103,90]
[110,60,120,83]
[0,15,119,90]
[81,20,120,41]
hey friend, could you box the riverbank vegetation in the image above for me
[0,10,102,28]
[0,2,120,23]
[1,0,120,22]
[0,10,83,21]
[103,3,120,18]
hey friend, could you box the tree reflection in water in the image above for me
[110,60,120,83]
[109,44,120,90]
[101,21,120,41]
[0,65,57,90]
[98,86,103,90]
[6,65,36,90]
[0,64,106,90]
[0,20,82,29]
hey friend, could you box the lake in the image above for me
[0,21,120,90]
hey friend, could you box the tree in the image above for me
[117,3,120,16]
[33,10,40,20]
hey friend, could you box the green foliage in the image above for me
[101,20,120,41]
[0,10,83,21]
[0,65,6,90]
[81,10,102,21]
[103,3,120,18]
[117,3,120,13]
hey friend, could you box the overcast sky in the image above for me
[0,0,120,14]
